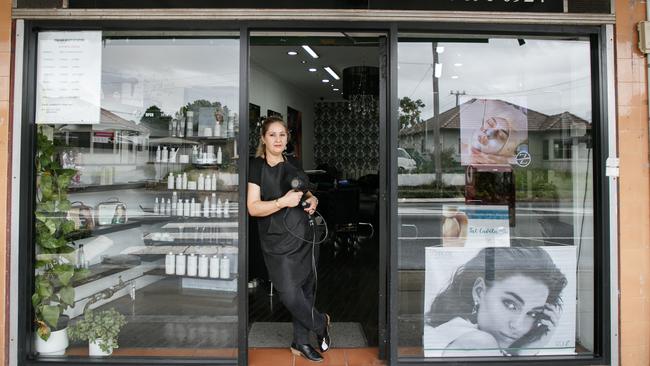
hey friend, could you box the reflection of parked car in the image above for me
[398,147,417,173]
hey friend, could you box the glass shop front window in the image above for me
[396,34,594,359]
[31,33,240,360]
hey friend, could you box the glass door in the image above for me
[245,30,389,361]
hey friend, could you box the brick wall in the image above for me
[616,0,650,365]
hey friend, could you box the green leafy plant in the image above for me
[68,308,127,353]
[33,128,88,340]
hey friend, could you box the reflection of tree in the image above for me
[399,97,425,130]
[182,99,230,119]
[140,105,171,127]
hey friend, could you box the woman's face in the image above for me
[472,116,510,154]
[262,122,288,156]
[474,275,549,348]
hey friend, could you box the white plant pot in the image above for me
[34,327,69,356]
[89,339,113,356]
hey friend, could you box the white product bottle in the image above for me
[161,146,168,163]
[183,199,190,217]
[160,198,166,215]
[211,173,217,191]
[176,173,183,190]
[198,174,205,191]
[203,197,210,218]
[204,175,212,192]
[165,198,171,215]
[192,146,198,163]
[186,111,194,137]
[216,147,223,165]
[168,148,177,163]
[177,198,183,216]
[182,172,188,190]
[211,193,217,217]
[209,255,220,278]
[153,197,160,214]
[195,203,201,218]
[216,198,223,218]
[175,253,186,276]
[165,252,175,274]
[198,255,209,277]
[167,172,175,189]
[214,122,221,137]
[155,145,161,162]
[190,198,196,217]
[224,199,230,218]
[220,255,230,279]
[187,254,198,276]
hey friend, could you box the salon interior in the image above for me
[246,32,382,349]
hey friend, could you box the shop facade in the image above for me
[3,0,645,365]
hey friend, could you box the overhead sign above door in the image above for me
[49,0,610,13]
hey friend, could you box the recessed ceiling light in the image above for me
[287,51,298,56]
[436,46,445,54]
[451,75,459,79]
[308,68,317,72]
[333,88,340,91]
[454,63,463,67]
[323,66,341,80]
[301,60,307,64]
[302,45,319,59]
[322,79,330,83]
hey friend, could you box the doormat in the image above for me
[248,322,368,348]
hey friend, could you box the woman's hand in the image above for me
[304,195,318,215]
[516,304,561,355]
[281,190,304,208]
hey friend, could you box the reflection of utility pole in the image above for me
[432,43,442,183]
[450,90,466,107]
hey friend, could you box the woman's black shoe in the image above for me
[290,343,323,362]
[317,313,331,353]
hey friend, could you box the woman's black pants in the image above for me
[277,272,326,345]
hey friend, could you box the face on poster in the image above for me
[423,246,576,357]
[460,98,529,166]
[36,31,102,124]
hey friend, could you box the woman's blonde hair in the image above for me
[255,116,290,158]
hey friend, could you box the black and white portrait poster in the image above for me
[423,246,576,357]
[460,98,529,166]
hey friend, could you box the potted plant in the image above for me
[33,128,88,354]
[68,308,127,356]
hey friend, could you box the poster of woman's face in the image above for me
[423,246,576,357]
[460,99,529,166]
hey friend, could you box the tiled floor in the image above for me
[67,347,385,365]
[250,347,385,366]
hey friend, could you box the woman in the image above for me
[424,247,567,357]
[247,116,331,362]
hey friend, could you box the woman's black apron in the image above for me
[257,158,314,292]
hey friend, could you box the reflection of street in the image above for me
[397,200,593,269]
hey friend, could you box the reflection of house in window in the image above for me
[553,138,573,160]
[398,98,591,171]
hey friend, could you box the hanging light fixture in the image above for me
[342,66,379,118]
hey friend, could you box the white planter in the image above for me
[34,327,69,356]
[89,339,113,356]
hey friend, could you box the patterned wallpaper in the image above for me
[314,102,379,179]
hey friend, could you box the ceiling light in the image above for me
[308,68,317,72]
[322,79,330,83]
[287,51,298,56]
[333,88,340,91]
[451,75,459,79]
[454,63,463,67]
[302,45,319,59]
[324,66,341,80]
[436,46,445,54]
[434,63,442,78]
[301,60,307,64]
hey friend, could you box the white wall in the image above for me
[250,62,316,169]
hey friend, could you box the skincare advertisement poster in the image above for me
[442,205,510,248]
[460,99,529,166]
[423,246,577,357]
[36,31,102,124]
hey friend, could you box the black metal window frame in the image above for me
[15,19,611,366]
